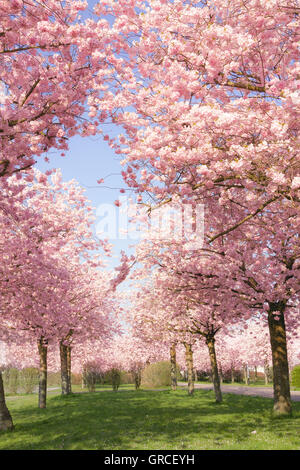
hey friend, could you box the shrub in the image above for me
[222,369,244,383]
[291,365,300,389]
[195,370,210,382]
[19,367,39,394]
[47,371,61,387]
[141,361,180,389]
[3,367,19,394]
[108,368,121,391]
[120,370,134,384]
[82,362,100,392]
[71,373,82,385]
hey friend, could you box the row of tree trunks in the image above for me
[37,337,73,411]
[0,331,76,430]
[0,301,293,433]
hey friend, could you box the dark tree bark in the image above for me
[268,302,292,416]
[60,341,72,395]
[0,371,13,431]
[60,341,68,395]
[184,343,194,395]
[170,343,177,391]
[231,366,235,384]
[243,364,249,385]
[206,336,222,403]
[67,345,72,394]
[219,366,223,384]
[133,369,142,390]
[38,337,48,409]
[264,360,270,385]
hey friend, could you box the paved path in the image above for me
[178,382,300,401]
[6,387,60,400]
[6,384,300,402]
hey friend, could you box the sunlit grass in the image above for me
[1,388,300,450]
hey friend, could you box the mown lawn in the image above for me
[1,388,300,450]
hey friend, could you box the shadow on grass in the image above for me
[1,389,300,450]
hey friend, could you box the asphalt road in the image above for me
[178,382,300,401]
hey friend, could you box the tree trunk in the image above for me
[134,369,141,390]
[231,366,235,383]
[268,303,292,416]
[206,336,222,403]
[170,343,177,391]
[243,364,249,385]
[67,345,72,394]
[60,341,68,395]
[0,371,13,431]
[38,338,47,409]
[184,343,194,395]
[264,360,269,385]
[219,366,223,384]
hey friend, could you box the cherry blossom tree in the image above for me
[0,168,120,426]
[0,0,118,178]
[91,0,300,415]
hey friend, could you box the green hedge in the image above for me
[141,361,181,389]
[3,367,39,394]
[291,365,300,389]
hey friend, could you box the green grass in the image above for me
[72,383,137,392]
[1,388,300,450]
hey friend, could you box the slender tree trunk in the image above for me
[0,371,13,431]
[254,366,258,383]
[231,366,235,383]
[219,366,223,384]
[206,336,222,403]
[66,345,72,394]
[170,343,177,391]
[264,360,269,385]
[134,369,141,390]
[184,343,194,395]
[60,341,68,395]
[243,364,249,385]
[268,302,292,416]
[38,338,47,409]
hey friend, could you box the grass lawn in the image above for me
[1,388,300,450]
[72,383,138,392]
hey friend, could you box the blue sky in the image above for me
[36,129,137,270]
[35,1,137,270]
